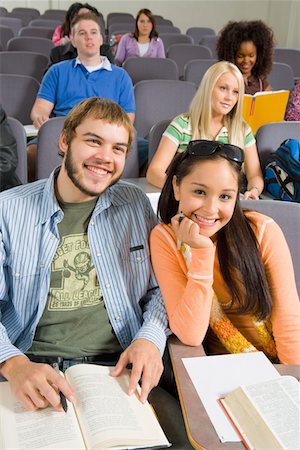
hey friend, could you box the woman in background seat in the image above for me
[115,9,165,66]
[146,61,264,200]
[216,20,274,95]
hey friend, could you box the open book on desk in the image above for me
[0,364,170,450]
[182,352,281,443]
[219,376,300,450]
[242,90,289,134]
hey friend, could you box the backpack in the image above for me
[264,138,300,202]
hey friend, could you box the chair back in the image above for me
[6,116,28,184]
[240,199,300,294]
[0,17,23,36]
[123,57,179,85]
[29,19,61,29]
[186,27,216,45]
[36,118,140,180]
[36,117,64,180]
[183,58,218,84]
[274,48,300,79]
[7,36,54,57]
[39,9,67,23]
[268,62,295,91]
[12,7,40,19]
[122,133,139,178]
[160,33,193,52]
[155,18,173,26]
[19,26,54,39]
[42,10,67,21]
[0,51,48,82]
[0,74,40,124]
[148,119,170,163]
[255,121,300,170]
[0,25,14,50]
[107,13,134,28]
[157,25,181,34]
[108,22,133,38]
[134,79,197,138]
[0,7,8,16]
[199,35,217,58]
[167,44,212,79]
[7,11,36,26]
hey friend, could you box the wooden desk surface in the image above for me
[168,335,300,450]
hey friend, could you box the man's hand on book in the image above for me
[0,356,74,411]
[111,339,163,404]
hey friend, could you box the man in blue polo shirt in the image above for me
[31,11,135,126]
[28,12,135,180]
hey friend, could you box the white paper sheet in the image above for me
[182,352,280,443]
[24,124,38,137]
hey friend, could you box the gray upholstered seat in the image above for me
[123,57,179,85]
[7,36,54,57]
[7,116,28,184]
[240,199,300,294]
[0,73,40,124]
[186,27,216,45]
[183,58,217,85]
[134,79,197,138]
[167,44,212,79]
[0,51,49,82]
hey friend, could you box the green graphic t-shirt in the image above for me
[28,198,122,358]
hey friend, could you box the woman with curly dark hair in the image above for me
[216,20,274,95]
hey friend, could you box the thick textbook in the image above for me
[243,90,289,134]
[219,375,300,450]
[0,364,170,450]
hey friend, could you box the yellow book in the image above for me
[219,376,300,450]
[0,364,171,450]
[243,90,290,134]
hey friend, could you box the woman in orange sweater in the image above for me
[150,140,300,364]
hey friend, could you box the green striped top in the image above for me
[163,113,255,153]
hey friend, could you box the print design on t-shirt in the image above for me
[49,233,102,311]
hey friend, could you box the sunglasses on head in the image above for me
[185,140,244,165]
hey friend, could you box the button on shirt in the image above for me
[0,174,170,364]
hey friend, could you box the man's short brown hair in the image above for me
[71,11,101,34]
[61,97,134,153]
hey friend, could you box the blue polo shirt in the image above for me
[37,58,135,116]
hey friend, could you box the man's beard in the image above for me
[64,145,122,197]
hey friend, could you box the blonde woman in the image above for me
[146,61,264,200]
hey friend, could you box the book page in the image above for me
[182,352,280,443]
[244,376,300,449]
[65,364,170,450]
[0,381,85,450]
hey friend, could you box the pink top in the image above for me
[52,25,72,46]
[150,211,300,364]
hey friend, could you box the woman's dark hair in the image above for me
[216,20,274,78]
[133,8,158,40]
[60,2,100,38]
[158,151,272,319]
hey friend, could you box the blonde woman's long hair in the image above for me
[189,61,246,149]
